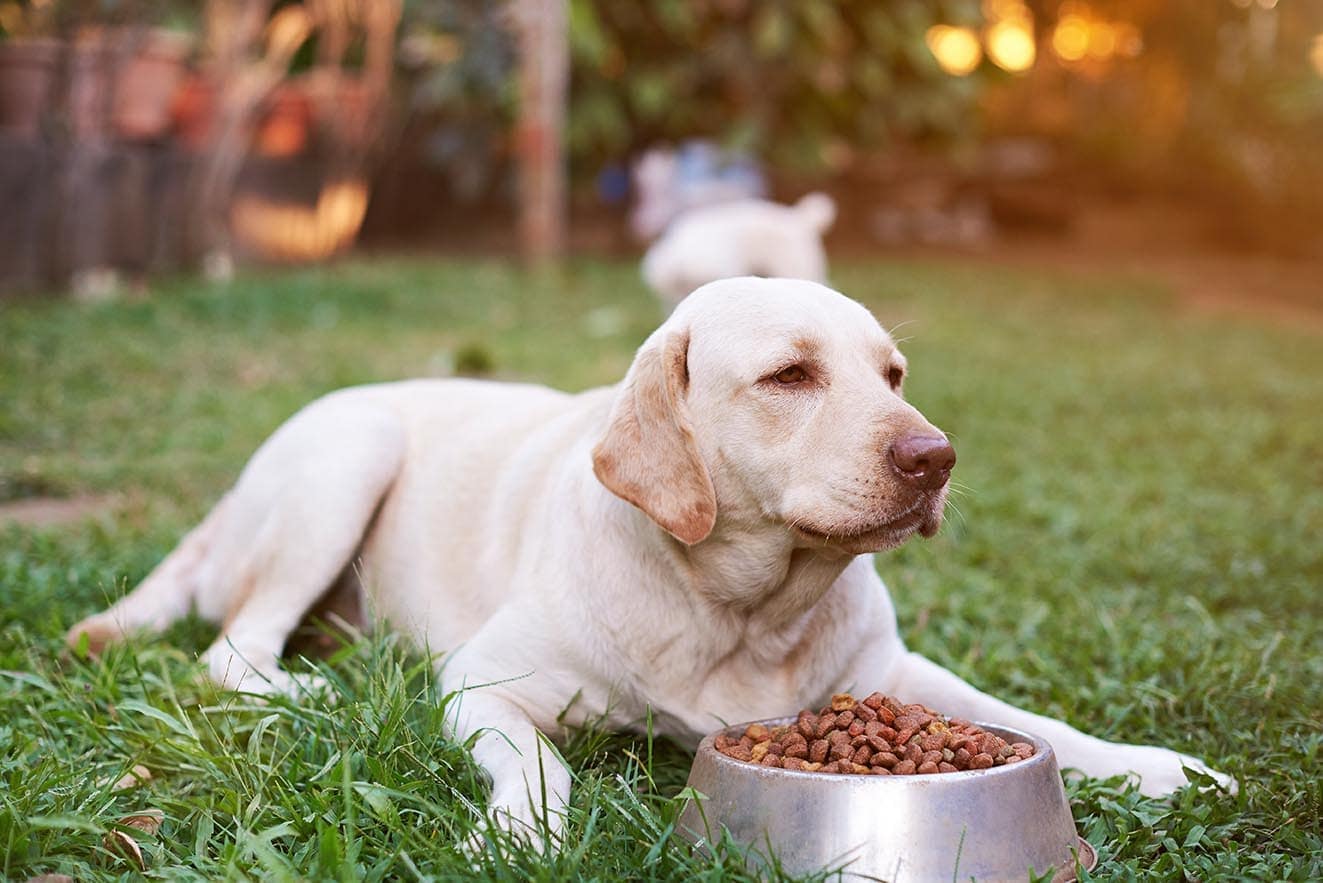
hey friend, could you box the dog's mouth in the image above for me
[793,498,943,554]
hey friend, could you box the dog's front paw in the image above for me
[66,612,128,656]
[462,789,563,858]
[1092,743,1236,798]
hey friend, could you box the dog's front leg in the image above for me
[874,650,1233,797]
[442,674,572,847]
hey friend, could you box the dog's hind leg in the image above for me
[196,396,407,696]
[67,390,406,698]
[66,493,236,655]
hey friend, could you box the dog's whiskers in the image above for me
[885,319,919,339]
[942,497,968,528]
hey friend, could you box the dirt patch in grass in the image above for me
[0,494,119,527]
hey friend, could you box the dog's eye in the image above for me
[772,365,809,385]
[887,366,904,390]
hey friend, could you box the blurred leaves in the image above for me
[1034,0,1323,243]
[395,0,986,193]
[395,0,517,202]
[567,0,986,174]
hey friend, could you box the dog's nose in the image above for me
[889,435,956,490]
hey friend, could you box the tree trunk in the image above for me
[511,0,568,265]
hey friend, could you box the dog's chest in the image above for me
[612,605,846,742]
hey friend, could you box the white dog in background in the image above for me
[68,277,1229,844]
[641,194,836,308]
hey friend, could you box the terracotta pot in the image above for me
[113,29,192,140]
[0,38,60,137]
[171,74,216,150]
[255,82,313,158]
[1,33,121,140]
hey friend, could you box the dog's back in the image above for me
[64,376,609,689]
[352,379,613,643]
[642,194,836,307]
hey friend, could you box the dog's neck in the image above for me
[670,514,854,629]
[591,473,857,667]
[592,486,863,699]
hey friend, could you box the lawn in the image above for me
[1,257,1320,881]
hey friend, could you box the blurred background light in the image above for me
[987,19,1036,72]
[0,2,22,33]
[1115,22,1144,58]
[1312,33,1323,76]
[1087,21,1117,59]
[926,25,983,76]
[1052,15,1090,62]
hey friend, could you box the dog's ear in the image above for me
[592,328,716,545]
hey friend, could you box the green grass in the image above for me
[2,258,1320,880]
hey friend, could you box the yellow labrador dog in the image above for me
[68,277,1227,840]
[642,194,835,308]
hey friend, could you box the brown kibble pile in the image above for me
[713,692,1036,775]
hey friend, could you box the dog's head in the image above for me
[593,277,953,555]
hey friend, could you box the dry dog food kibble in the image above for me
[713,692,1036,775]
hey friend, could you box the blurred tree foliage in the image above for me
[395,0,985,196]
[388,0,1323,245]
[568,0,985,174]
[395,0,516,201]
[1005,0,1323,243]
[0,0,199,36]
[1149,0,1323,227]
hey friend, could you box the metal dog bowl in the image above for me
[678,719,1096,882]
